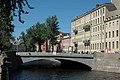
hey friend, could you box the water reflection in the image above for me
[11,69,120,80]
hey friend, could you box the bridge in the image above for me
[2,51,120,77]
[16,52,94,69]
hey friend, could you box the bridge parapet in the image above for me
[16,52,93,58]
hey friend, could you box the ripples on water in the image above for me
[11,68,120,80]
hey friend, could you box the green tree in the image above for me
[0,0,33,23]
[19,22,50,51]
[0,0,33,52]
[46,15,59,51]
[0,18,14,52]
[33,23,50,51]
[25,26,36,51]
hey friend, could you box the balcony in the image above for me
[73,29,78,35]
[83,25,90,32]
[83,40,90,46]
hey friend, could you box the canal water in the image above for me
[11,68,120,80]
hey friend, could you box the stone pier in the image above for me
[93,52,120,73]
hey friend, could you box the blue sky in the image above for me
[13,0,111,38]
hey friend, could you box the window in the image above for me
[116,30,118,37]
[98,43,99,49]
[97,43,99,49]
[103,16,104,21]
[116,41,118,49]
[109,32,111,38]
[93,44,94,50]
[106,42,107,48]
[100,17,102,23]
[96,27,97,32]
[106,23,107,28]
[100,9,102,14]
[91,44,92,50]
[103,8,104,14]
[96,19,97,24]
[109,22,111,27]
[100,43,101,49]
[117,21,119,26]
[96,11,98,16]
[93,13,95,18]
[98,26,99,31]
[98,34,99,39]
[113,21,114,26]
[102,25,104,30]
[106,32,107,38]
[112,31,114,37]
[112,41,114,49]
[98,10,99,16]
[109,42,111,48]
[95,43,96,49]
[98,18,99,24]
[100,26,102,30]
[102,43,104,49]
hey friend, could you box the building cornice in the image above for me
[72,3,114,22]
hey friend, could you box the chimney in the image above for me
[96,4,100,8]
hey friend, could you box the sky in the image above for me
[12,0,111,38]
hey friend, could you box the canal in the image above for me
[11,68,120,80]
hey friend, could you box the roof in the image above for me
[72,3,116,22]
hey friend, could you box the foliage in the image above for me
[19,22,51,51]
[0,0,33,23]
[0,18,14,51]
[19,16,60,51]
[0,0,33,51]
[46,16,59,45]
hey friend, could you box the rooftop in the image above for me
[72,2,116,22]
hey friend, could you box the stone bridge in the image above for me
[2,51,120,76]
[16,52,94,69]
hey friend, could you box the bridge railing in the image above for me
[16,52,93,57]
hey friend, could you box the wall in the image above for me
[93,52,120,73]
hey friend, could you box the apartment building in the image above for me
[71,0,120,53]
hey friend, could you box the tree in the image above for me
[19,22,50,51]
[0,18,14,51]
[35,23,50,51]
[46,15,59,51]
[0,0,33,52]
[0,0,33,23]
[24,26,36,51]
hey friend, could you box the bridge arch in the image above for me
[56,59,92,70]
[20,58,92,70]
[20,59,61,68]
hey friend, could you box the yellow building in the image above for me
[71,0,120,53]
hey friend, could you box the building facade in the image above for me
[62,33,73,53]
[71,0,120,53]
